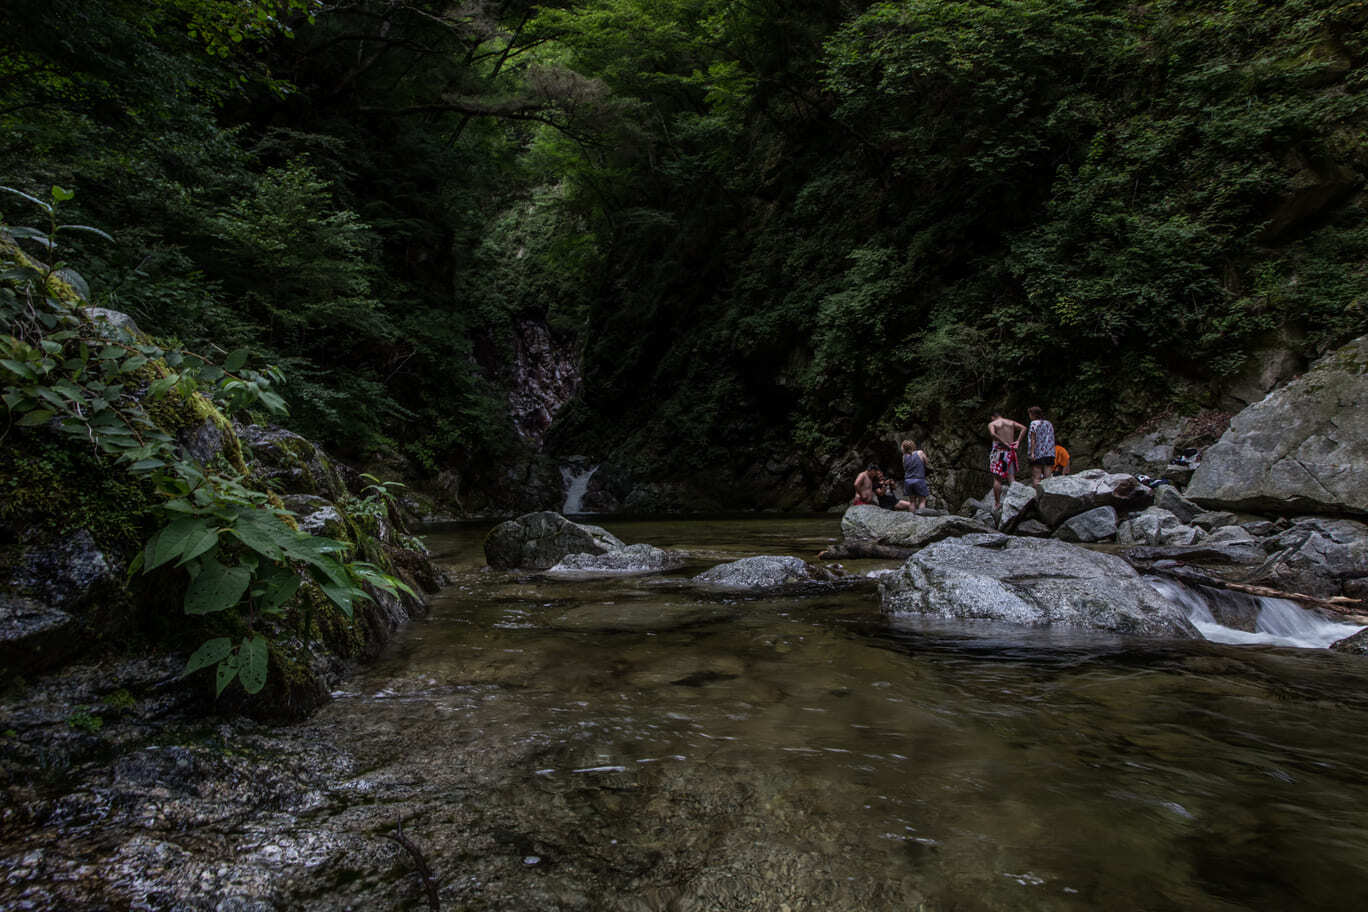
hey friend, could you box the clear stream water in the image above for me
[7,516,1368,910]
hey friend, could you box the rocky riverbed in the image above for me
[6,517,1368,911]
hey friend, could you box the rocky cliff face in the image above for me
[506,319,581,447]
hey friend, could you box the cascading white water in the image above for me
[1147,577,1365,649]
[560,464,599,514]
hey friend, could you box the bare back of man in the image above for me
[853,468,877,505]
[987,413,1025,508]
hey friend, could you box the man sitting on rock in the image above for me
[988,411,1026,508]
[852,464,879,506]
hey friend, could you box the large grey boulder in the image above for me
[484,511,626,570]
[1053,506,1118,543]
[1035,470,1150,527]
[841,506,991,550]
[692,555,830,590]
[548,544,686,576]
[1117,507,1204,547]
[878,536,1200,638]
[1185,334,1368,515]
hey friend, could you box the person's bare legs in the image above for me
[1031,463,1043,485]
[993,478,1004,508]
[914,496,927,512]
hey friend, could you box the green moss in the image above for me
[0,431,158,551]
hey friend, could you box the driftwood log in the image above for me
[385,821,441,911]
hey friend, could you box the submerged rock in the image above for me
[692,555,830,589]
[484,511,626,570]
[548,543,686,576]
[841,505,991,550]
[1185,333,1368,516]
[879,536,1199,638]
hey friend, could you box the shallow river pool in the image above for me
[6,516,1368,911]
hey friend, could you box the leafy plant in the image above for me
[1,186,411,697]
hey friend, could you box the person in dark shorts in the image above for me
[898,439,929,512]
[1026,406,1057,485]
[873,469,900,509]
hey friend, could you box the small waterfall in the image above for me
[560,464,599,515]
[1147,577,1365,649]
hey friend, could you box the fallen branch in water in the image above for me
[1138,561,1366,617]
[385,820,440,911]
[817,541,916,561]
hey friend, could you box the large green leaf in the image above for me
[184,637,233,676]
[254,563,302,613]
[223,348,249,372]
[238,636,269,694]
[144,517,216,570]
[174,527,220,567]
[215,651,240,697]
[184,556,251,615]
[228,508,298,561]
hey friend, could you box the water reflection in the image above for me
[313,518,1368,911]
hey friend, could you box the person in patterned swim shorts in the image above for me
[987,410,1025,508]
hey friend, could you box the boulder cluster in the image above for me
[481,336,1368,648]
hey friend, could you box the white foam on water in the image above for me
[1147,577,1365,649]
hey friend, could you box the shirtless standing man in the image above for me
[988,411,1026,508]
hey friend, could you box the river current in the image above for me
[6,516,1368,910]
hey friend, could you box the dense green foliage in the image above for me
[1,187,410,696]
[3,0,1366,502]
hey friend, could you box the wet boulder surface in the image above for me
[879,534,1200,638]
[484,511,627,570]
[547,543,686,576]
[1185,333,1368,516]
[691,555,833,590]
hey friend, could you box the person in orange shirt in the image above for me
[1053,444,1071,476]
